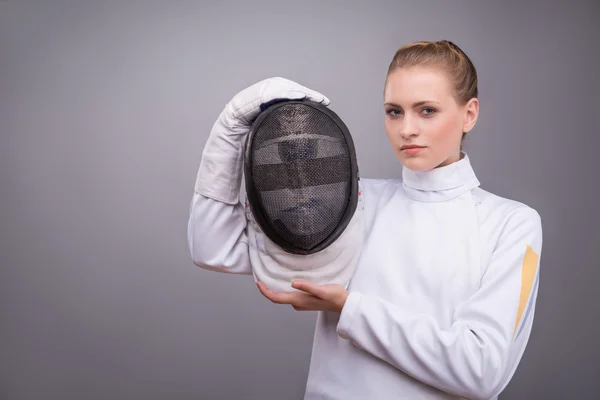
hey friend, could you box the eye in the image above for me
[421,108,436,115]
[385,108,402,117]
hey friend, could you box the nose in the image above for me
[399,114,419,140]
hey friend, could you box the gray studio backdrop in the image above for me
[1,1,599,399]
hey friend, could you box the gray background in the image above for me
[1,1,599,399]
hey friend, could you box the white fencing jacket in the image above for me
[187,153,543,400]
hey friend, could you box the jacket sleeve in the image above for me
[187,191,252,275]
[186,102,254,275]
[336,207,543,400]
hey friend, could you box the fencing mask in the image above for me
[244,99,364,292]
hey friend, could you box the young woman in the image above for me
[188,40,543,400]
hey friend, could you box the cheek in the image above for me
[384,119,396,140]
[429,115,461,142]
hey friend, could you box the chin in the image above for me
[398,155,437,172]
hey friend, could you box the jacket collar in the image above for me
[402,152,480,202]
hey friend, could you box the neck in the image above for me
[434,151,463,169]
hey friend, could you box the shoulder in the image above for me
[474,187,541,221]
[359,177,406,209]
[357,177,403,229]
[473,187,543,248]
[360,177,402,197]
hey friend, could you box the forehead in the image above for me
[384,66,454,103]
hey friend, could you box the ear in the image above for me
[462,98,479,133]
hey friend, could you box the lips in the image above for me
[400,145,426,156]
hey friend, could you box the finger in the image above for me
[271,77,329,104]
[292,305,317,311]
[292,295,319,311]
[256,281,279,302]
[256,281,303,305]
[257,281,282,302]
[286,89,330,106]
[292,295,334,312]
[291,280,329,299]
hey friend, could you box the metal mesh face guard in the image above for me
[244,99,359,255]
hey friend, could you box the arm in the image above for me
[187,77,330,275]
[336,207,543,400]
[187,105,253,274]
[187,193,253,275]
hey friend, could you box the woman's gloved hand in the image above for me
[195,77,330,204]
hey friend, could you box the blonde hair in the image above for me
[386,40,478,105]
[385,40,478,143]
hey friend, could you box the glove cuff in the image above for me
[194,110,247,205]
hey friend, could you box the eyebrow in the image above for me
[384,101,440,108]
